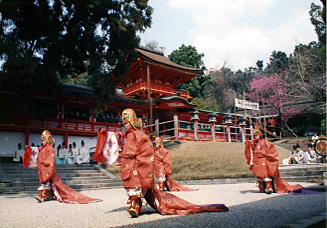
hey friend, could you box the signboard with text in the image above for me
[235,98,259,110]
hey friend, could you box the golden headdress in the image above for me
[41,130,55,145]
[121,108,142,129]
[154,136,163,147]
[253,125,263,136]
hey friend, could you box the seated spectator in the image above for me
[294,145,305,164]
[56,143,68,164]
[287,145,297,164]
[13,143,24,163]
[311,133,319,142]
[306,145,320,163]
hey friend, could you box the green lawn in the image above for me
[106,141,290,180]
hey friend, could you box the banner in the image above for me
[235,98,259,110]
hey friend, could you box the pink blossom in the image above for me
[246,70,302,123]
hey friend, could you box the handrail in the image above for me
[159,120,174,125]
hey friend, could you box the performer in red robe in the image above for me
[94,108,228,217]
[24,130,102,204]
[154,136,195,191]
[244,125,303,194]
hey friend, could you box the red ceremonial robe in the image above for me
[94,129,228,215]
[154,147,195,191]
[244,139,303,193]
[35,144,101,203]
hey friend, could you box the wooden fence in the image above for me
[142,114,253,142]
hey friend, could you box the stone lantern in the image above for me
[190,110,200,141]
[208,113,217,141]
[224,113,232,142]
[239,117,247,142]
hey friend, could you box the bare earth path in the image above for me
[0,182,325,228]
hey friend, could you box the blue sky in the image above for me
[139,0,321,71]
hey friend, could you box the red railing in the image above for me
[123,81,190,98]
[0,118,120,135]
[142,118,247,142]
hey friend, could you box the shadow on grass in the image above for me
[163,141,182,150]
[118,192,326,228]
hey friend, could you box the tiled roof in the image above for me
[136,47,203,74]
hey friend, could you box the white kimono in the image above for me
[76,146,89,164]
[13,149,24,162]
[67,149,75,164]
[81,146,90,163]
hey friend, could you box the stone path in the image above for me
[0,182,325,228]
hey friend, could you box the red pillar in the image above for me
[25,130,29,146]
[64,132,68,148]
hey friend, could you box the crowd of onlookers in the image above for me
[13,140,91,164]
[287,144,324,164]
[285,134,325,164]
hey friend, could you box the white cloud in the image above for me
[142,0,320,70]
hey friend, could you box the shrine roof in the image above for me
[158,95,196,107]
[136,47,203,74]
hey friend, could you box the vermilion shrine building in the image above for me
[0,47,251,156]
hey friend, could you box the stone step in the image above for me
[10,178,121,187]
[5,172,105,178]
[2,165,97,170]
[279,165,326,172]
[0,182,122,193]
[0,163,122,194]
[279,170,325,177]
[0,182,11,187]
[281,176,324,183]
[5,176,117,183]
[4,169,100,174]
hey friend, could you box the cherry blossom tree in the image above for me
[246,70,302,135]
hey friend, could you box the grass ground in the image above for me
[106,141,290,180]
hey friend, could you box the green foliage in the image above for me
[228,68,256,95]
[256,60,264,70]
[265,50,289,74]
[309,2,326,45]
[168,44,207,98]
[321,118,326,135]
[0,0,153,107]
[169,44,205,68]
[191,97,220,111]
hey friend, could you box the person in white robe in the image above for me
[71,142,78,163]
[76,140,88,164]
[13,143,24,162]
[57,142,68,164]
[80,140,90,163]
[67,144,76,164]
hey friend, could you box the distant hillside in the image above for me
[106,141,290,180]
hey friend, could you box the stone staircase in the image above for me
[279,164,326,185]
[0,163,122,194]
